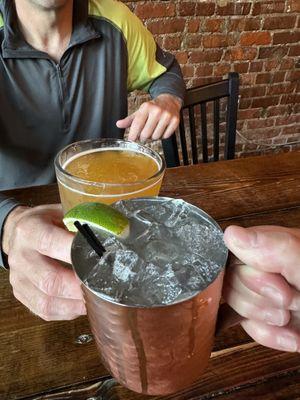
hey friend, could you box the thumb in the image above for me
[116,113,135,129]
[224,225,300,277]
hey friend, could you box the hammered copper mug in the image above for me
[71,199,230,396]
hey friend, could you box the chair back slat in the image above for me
[162,72,239,167]
[200,103,208,163]
[225,73,239,160]
[179,110,189,165]
[188,106,198,164]
[213,99,220,161]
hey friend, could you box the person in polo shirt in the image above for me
[0,0,185,320]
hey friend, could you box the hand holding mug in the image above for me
[223,225,300,353]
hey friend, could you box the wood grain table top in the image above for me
[1,151,300,400]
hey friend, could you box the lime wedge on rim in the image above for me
[63,202,130,237]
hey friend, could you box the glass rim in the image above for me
[54,139,166,188]
[71,197,228,309]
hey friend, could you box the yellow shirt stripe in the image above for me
[88,0,166,92]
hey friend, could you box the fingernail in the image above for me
[263,310,285,326]
[261,286,284,307]
[231,228,257,249]
[277,334,298,352]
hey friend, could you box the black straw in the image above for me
[74,221,106,258]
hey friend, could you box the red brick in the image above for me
[266,105,293,117]
[252,1,285,15]
[178,2,195,16]
[189,49,223,63]
[289,45,300,56]
[241,86,266,98]
[244,18,262,31]
[267,83,296,95]
[233,62,249,73]
[258,46,288,59]
[286,70,300,82]
[273,32,300,45]
[135,2,175,19]
[204,18,225,33]
[282,125,300,135]
[249,61,263,72]
[280,59,295,70]
[228,17,245,32]
[287,0,300,12]
[256,73,272,84]
[240,31,272,46]
[203,34,235,48]
[238,3,253,15]
[214,63,231,76]
[195,3,215,16]
[264,59,280,71]
[242,127,281,140]
[294,104,300,113]
[147,19,185,34]
[187,19,200,33]
[181,65,195,78]
[164,36,182,51]
[186,34,202,48]
[175,51,188,64]
[217,2,251,16]
[216,3,234,15]
[281,93,300,104]
[247,118,275,129]
[240,73,256,86]
[228,16,262,32]
[239,98,252,109]
[263,16,297,30]
[276,115,300,126]
[252,96,280,108]
[273,71,286,83]
[238,108,261,120]
[226,47,257,61]
[195,65,214,76]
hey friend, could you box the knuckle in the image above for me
[14,218,28,239]
[37,226,55,255]
[139,103,148,112]
[152,105,162,116]
[164,111,172,120]
[40,271,62,297]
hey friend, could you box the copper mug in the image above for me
[71,198,229,395]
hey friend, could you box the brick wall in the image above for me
[124,0,300,158]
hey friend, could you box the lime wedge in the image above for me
[63,202,130,237]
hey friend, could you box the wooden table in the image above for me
[1,151,300,400]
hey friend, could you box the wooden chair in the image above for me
[162,72,239,167]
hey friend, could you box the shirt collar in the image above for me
[0,0,101,59]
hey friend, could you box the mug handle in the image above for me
[215,303,244,334]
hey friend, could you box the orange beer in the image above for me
[55,139,165,212]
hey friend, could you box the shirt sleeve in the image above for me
[123,7,186,101]
[0,195,20,269]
